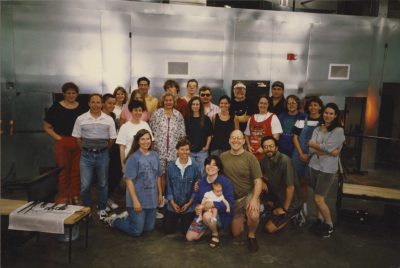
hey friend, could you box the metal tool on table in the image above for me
[16,201,39,214]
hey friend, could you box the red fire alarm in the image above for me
[287,53,297,61]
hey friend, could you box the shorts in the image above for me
[307,167,336,197]
[234,193,259,218]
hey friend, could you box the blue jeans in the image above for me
[190,151,208,178]
[113,208,156,236]
[80,150,109,210]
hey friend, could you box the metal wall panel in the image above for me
[232,18,272,81]
[12,5,103,92]
[131,12,225,97]
[101,11,131,93]
[306,22,374,95]
[270,19,312,95]
[382,20,400,82]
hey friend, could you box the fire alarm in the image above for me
[287,53,297,61]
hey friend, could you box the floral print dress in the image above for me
[150,108,186,174]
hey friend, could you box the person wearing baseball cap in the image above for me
[269,81,287,115]
[230,81,252,132]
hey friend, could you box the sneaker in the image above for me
[119,210,129,219]
[156,211,164,219]
[316,223,334,238]
[104,214,117,226]
[302,203,308,217]
[97,210,108,221]
[105,206,111,213]
[107,199,119,210]
[247,237,259,252]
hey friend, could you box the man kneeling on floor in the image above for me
[259,136,303,233]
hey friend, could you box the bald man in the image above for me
[220,130,263,252]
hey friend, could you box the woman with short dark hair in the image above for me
[163,137,201,234]
[43,82,85,204]
[186,155,234,248]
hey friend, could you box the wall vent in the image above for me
[328,64,350,80]
[168,61,189,76]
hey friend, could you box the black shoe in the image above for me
[316,223,334,238]
[247,237,259,252]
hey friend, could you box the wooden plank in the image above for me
[343,183,400,201]
[0,199,28,215]
[64,208,91,225]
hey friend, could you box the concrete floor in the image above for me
[2,184,400,268]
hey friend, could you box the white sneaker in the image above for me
[107,199,119,210]
[97,210,108,221]
[303,203,308,217]
[104,214,117,226]
[156,211,164,219]
[118,211,129,219]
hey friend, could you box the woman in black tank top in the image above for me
[210,95,239,156]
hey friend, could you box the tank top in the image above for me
[248,114,273,160]
[210,114,235,151]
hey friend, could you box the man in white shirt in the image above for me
[72,94,117,220]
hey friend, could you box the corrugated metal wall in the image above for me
[1,0,400,180]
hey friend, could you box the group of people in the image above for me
[43,78,345,252]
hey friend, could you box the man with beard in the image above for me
[259,136,302,233]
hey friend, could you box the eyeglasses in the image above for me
[200,93,211,97]
[287,102,298,105]
[263,145,276,149]
[230,136,243,140]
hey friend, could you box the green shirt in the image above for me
[221,150,262,199]
[259,151,302,210]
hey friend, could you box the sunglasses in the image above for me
[200,93,211,97]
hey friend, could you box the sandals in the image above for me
[209,235,220,248]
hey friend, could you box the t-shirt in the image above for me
[203,190,225,203]
[220,150,263,199]
[278,112,306,157]
[230,99,252,131]
[116,121,153,157]
[125,150,161,209]
[185,116,213,152]
[244,112,283,136]
[44,102,86,136]
[268,97,286,115]
[72,111,117,149]
[259,151,302,210]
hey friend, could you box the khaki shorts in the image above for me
[233,193,259,218]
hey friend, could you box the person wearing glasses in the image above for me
[199,86,220,119]
[220,130,263,252]
[277,95,306,157]
[259,136,303,233]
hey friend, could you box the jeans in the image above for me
[113,208,156,236]
[190,151,208,178]
[80,149,109,210]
